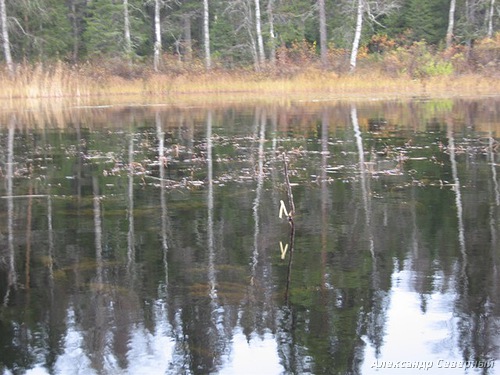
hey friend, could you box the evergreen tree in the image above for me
[36,0,73,59]
[209,1,244,67]
[83,0,127,57]
[83,0,148,58]
[328,0,357,49]
[404,0,449,44]
[7,0,72,61]
[68,0,88,62]
[453,0,491,44]
[274,0,316,46]
[0,0,495,68]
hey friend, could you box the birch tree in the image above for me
[154,0,162,71]
[350,0,364,72]
[203,0,211,69]
[224,0,260,69]
[0,0,13,75]
[487,0,495,38]
[267,0,276,65]
[255,0,265,67]
[318,0,328,67]
[349,0,401,72]
[124,0,132,57]
[446,0,456,48]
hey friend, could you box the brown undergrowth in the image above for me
[0,35,499,104]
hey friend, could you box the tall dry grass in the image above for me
[1,63,498,103]
[0,37,499,107]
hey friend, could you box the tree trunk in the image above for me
[183,15,193,62]
[446,0,456,48]
[69,0,79,63]
[154,0,162,72]
[464,0,474,55]
[255,0,265,67]
[248,28,259,71]
[267,0,276,66]
[318,0,328,67]
[4,119,16,306]
[349,0,363,72]
[123,0,132,58]
[203,0,211,70]
[487,0,495,38]
[0,0,13,76]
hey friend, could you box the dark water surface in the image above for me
[1,98,500,374]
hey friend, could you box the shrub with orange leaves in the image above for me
[367,34,397,54]
[472,32,500,73]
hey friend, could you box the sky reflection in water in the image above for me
[1,98,500,375]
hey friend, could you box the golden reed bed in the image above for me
[0,63,498,106]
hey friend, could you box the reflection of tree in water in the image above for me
[243,107,277,335]
[446,116,500,365]
[3,101,500,374]
[3,119,16,306]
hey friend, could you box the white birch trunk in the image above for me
[203,0,211,70]
[267,0,276,65]
[318,0,328,67]
[446,0,456,48]
[255,0,265,67]
[0,0,13,76]
[154,0,162,72]
[349,0,363,72]
[123,0,132,57]
[487,0,495,38]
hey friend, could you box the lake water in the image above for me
[1,98,500,375]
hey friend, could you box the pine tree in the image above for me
[68,0,88,62]
[83,0,148,58]
[7,0,72,61]
[84,0,127,57]
[274,0,315,45]
[404,0,449,44]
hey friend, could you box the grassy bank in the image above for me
[1,66,499,103]
[0,63,500,105]
[1,36,500,105]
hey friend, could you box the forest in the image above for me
[0,0,499,98]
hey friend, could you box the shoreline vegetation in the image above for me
[0,37,499,106]
[1,64,498,109]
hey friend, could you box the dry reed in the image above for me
[0,62,499,108]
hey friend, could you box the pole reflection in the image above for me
[447,119,467,263]
[351,105,375,261]
[3,117,16,306]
